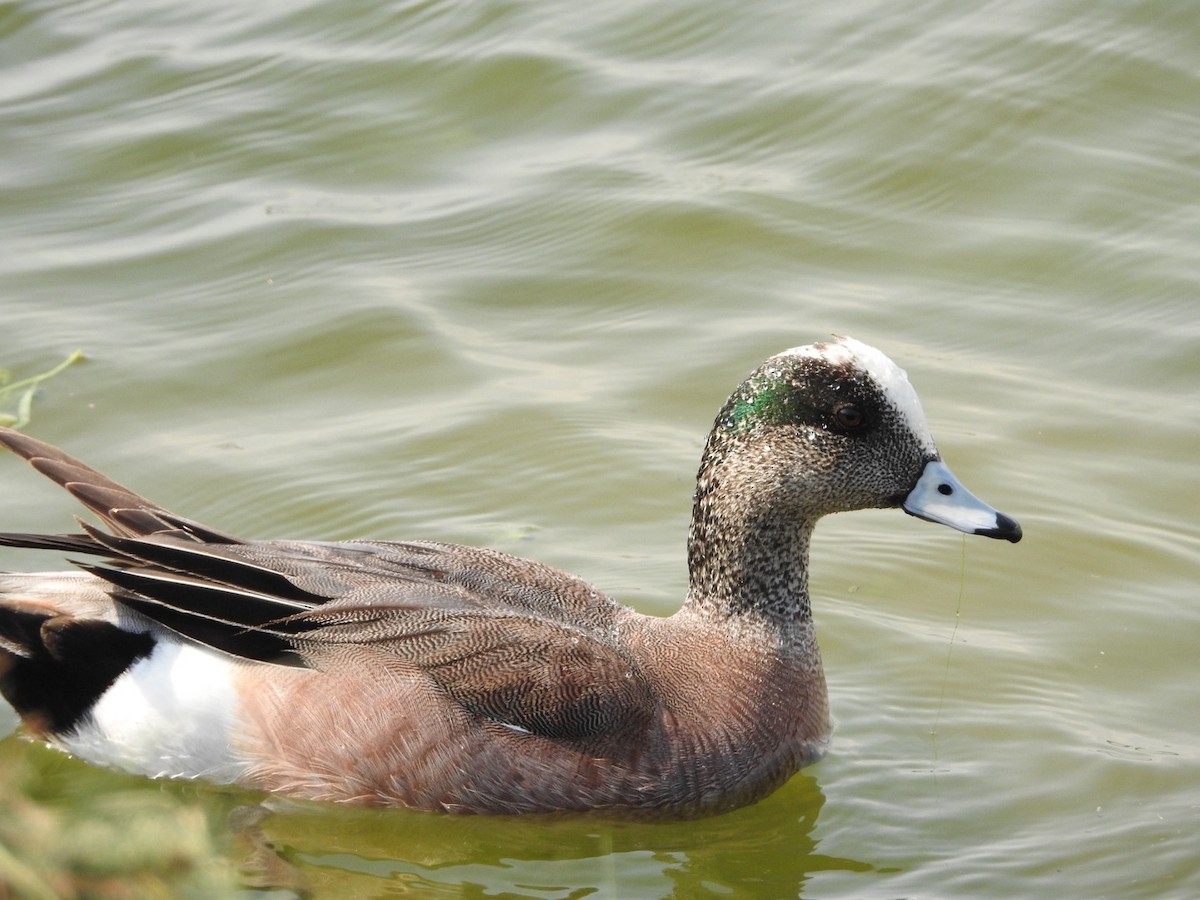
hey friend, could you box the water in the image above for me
[1,0,1197,896]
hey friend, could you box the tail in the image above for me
[0,426,239,736]
[0,426,241,545]
[0,574,156,735]
[0,428,311,736]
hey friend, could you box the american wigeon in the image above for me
[0,337,1020,816]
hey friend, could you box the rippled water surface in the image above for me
[1,0,1197,896]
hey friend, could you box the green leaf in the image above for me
[0,350,85,429]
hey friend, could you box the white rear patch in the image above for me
[58,639,249,784]
[779,336,937,454]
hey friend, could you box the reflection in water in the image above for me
[233,775,871,896]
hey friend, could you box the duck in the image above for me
[0,337,1020,817]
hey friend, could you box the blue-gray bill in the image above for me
[903,460,1022,543]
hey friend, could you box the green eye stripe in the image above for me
[724,376,798,431]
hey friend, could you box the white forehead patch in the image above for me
[774,336,937,454]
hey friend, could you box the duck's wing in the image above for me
[64,533,655,739]
[274,577,657,741]
[0,428,656,740]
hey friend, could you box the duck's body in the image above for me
[0,338,1019,816]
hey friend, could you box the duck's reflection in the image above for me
[232,773,872,897]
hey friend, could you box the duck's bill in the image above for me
[903,460,1022,543]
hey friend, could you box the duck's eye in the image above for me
[833,403,865,430]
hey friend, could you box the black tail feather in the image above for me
[77,523,324,605]
[0,606,155,735]
[0,531,105,555]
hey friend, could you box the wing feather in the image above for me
[1,426,656,741]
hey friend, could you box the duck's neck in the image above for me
[682,467,817,636]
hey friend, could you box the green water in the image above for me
[1,0,1197,896]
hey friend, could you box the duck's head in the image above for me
[702,336,1021,543]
